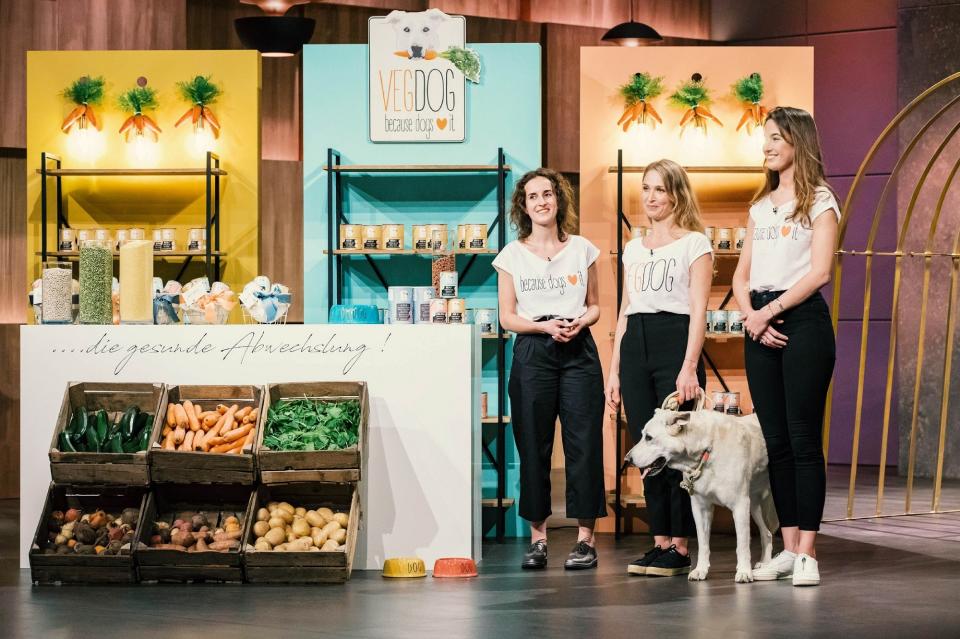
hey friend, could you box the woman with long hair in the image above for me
[733,106,840,586]
[606,159,712,578]
[493,168,606,570]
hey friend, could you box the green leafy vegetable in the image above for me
[263,398,361,452]
[669,77,712,109]
[117,86,158,114]
[439,46,481,83]
[732,73,764,104]
[177,75,221,106]
[619,72,664,106]
[62,76,105,106]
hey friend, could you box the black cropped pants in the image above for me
[620,312,705,538]
[745,291,835,532]
[509,330,607,523]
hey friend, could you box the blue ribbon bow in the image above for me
[253,290,292,323]
[153,294,180,324]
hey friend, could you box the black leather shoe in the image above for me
[522,540,547,569]
[563,541,598,570]
[645,545,691,577]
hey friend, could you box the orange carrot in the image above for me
[61,105,85,132]
[236,406,252,420]
[166,403,177,427]
[216,404,228,415]
[193,429,205,452]
[183,400,201,432]
[218,405,239,435]
[181,430,195,451]
[202,106,220,130]
[85,105,99,130]
[173,425,185,445]
[203,414,219,429]
[646,102,663,124]
[175,108,194,127]
[163,430,176,450]
[221,423,252,443]
[679,108,695,127]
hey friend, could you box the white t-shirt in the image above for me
[623,232,713,315]
[749,186,841,292]
[492,235,600,321]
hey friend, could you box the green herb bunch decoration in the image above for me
[670,74,723,132]
[60,76,105,132]
[732,73,768,132]
[117,85,161,141]
[174,75,222,136]
[439,46,481,83]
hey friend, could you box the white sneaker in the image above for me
[792,553,820,586]
[753,550,796,581]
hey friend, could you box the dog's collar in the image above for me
[680,448,711,496]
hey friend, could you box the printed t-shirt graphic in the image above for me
[492,235,600,320]
[749,186,841,292]
[623,232,712,316]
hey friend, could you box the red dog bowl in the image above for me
[432,557,478,578]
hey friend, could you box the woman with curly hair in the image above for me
[493,168,606,571]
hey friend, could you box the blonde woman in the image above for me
[606,159,713,577]
[493,168,606,571]
[733,107,840,587]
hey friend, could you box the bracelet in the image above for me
[765,304,776,319]
[683,357,698,365]
[775,298,786,314]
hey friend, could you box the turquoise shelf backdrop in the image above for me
[303,43,542,537]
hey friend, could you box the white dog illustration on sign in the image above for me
[386,8,453,60]
[625,409,779,583]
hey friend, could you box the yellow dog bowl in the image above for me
[382,556,427,578]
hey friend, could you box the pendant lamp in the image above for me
[235,0,315,57]
[602,0,663,46]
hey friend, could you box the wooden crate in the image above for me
[243,482,360,583]
[135,483,253,583]
[149,385,263,485]
[49,382,166,485]
[256,382,368,484]
[29,483,148,585]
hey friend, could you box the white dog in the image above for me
[625,409,779,583]
[385,8,451,60]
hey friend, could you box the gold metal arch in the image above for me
[824,71,960,520]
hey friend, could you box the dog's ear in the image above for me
[425,7,447,21]
[665,411,691,436]
[385,10,405,24]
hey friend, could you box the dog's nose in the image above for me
[410,45,423,58]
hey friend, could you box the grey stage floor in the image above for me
[2,500,959,638]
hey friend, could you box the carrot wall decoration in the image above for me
[117,84,162,141]
[60,76,105,133]
[175,75,222,138]
[669,73,723,135]
[732,72,768,132]
[617,72,664,131]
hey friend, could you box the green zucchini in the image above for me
[84,422,101,452]
[69,408,89,439]
[122,406,141,439]
[58,430,77,452]
[136,415,154,452]
[95,410,109,443]
[107,434,124,453]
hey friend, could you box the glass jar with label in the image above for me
[58,228,77,253]
[41,260,74,324]
[188,228,206,251]
[78,239,113,324]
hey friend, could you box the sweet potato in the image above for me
[209,539,239,551]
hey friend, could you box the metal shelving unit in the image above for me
[37,151,226,281]
[323,147,514,541]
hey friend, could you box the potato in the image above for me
[333,513,349,528]
[311,529,328,548]
[224,516,239,527]
[286,530,298,543]
[289,537,312,552]
[273,543,287,552]
[225,521,241,533]
[305,510,325,527]
[321,520,341,536]
[321,539,340,551]
[254,539,272,552]
[317,507,334,523]
[257,508,270,522]
[292,519,311,537]
[273,508,293,524]
[268,517,286,530]
[294,507,307,517]
[264,527,286,547]
[266,501,279,512]
[308,546,319,552]
[253,521,270,538]
[330,528,346,544]
[278,502,295,515]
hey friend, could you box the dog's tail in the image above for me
[761,489,779,533]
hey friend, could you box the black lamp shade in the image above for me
[601,21,663,46]
[235,16,316,57]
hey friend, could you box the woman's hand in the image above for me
[540,319,571,341]
[758,324,788,349]
[675,363,700,404]
[743,310,772,341]
[559,317,585,341]
[605,372,621,412]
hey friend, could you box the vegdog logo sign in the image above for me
[369,9,467,142]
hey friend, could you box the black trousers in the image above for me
[745,291,835,531]
[620,312,705,538]
[509,330,607,522]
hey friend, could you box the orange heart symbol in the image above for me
[436,118,448,130]
[567,274,578,285]
[781,225,791,237]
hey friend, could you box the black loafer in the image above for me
[563,541,598,570]
[522,540,547,569]
[627,545,664,575]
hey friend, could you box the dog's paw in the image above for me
[735,568,754,583]
[688,567,709,581]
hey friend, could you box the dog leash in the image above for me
[680,448,712,495]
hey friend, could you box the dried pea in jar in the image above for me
[78,239,113,324]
